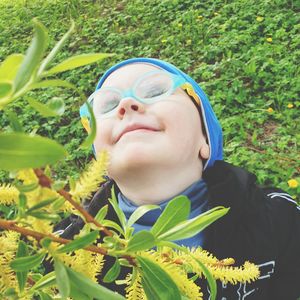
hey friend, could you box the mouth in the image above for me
[115,124,161,143]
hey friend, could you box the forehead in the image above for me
[101,63,161,89]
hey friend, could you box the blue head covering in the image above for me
[80,58,223,169]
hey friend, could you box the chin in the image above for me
[109,146,160,174]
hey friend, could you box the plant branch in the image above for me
[0,218,137,266]
[0,218,107,255]
[33,168,113,237]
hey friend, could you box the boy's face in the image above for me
[93,63,209,178]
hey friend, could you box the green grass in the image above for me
[0,0,299,199]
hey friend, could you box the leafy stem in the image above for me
[33,168,113,237]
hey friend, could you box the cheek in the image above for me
[165,105,200,140]
[93,122,113,152]
[162,104,202,158]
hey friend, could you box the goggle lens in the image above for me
[89,71,182,118]
[134,72,173,100]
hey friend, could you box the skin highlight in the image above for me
[94,63,209,205]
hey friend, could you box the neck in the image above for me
[112,162,203,205]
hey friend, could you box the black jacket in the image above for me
[51,161,300,299]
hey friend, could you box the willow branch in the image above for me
[33,168,112,237]
[0,219,107,255]
[0,218,136,265]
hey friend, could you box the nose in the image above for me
[117,97,145,118]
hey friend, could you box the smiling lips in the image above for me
[115,123,161,143]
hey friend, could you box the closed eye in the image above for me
[143,86,168,98]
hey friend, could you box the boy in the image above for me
[56,58,300,299]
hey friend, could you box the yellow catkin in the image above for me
[176,247,260,285]
[70,151,109,202]
[17,169,38,184]
[125,272,147,300]
[28,217,53,235]
[16,168,41,208]
[0,231,20,294]
[16,168,70,212]
[59,249,104,282]
[26,186,61,211]
[207,261,260,285]
[60,200,77,213]
[187,247,222,265]
[141,251,203,300]
[0,183,19,205]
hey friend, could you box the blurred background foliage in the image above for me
[0,0,299,198]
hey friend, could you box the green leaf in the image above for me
[18,193,27,209]
[80,101,97,149]
[16,240,28,258]
[137,256,181,300]
[31,271,56,291]
[158,207,229,241]
[103,236,117,248]
[30,79,75,90]
[127,230,156,252]
[40,237,52,249]
[0,54,24,81]
[54,258,70,299]
[127,204,160,228]
[57,230,99,253]
[3,287,18,297]
[26,96,65,117]
[151,195,190,237]
[5,110,24,132]
[16,240,28,292]
[51,197,65,210]
[102,220,124,235]
[44,53,113,76]
[30,273,43,282]
[15,181,39,193]
[14,18,48,92]
[68,176,76,191]
[108,186,126,230]
[141,277,158,300]
[191,255,217,300]
[38,291,54,300]
[94,205,108,223]
[118,258,131,267]
[38,19,75,76]
[103,258,121,283]
[27,197,58,212]
[44,165,51,177]
[0,81,13,98]
[69,281,92,300]
[0,132,67,171]
[27,211,60,221]
[66,267,125,300]
[51,180,67,191]
[28,79,86,101]
[10,252,45,272]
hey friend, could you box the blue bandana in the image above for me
[118,179,209,248]
[80,57,223,169]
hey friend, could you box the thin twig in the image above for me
[0,219,107,255]
[0,218,137,266]
[33,168,112,237]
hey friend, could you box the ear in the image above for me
[199,142,210,160]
